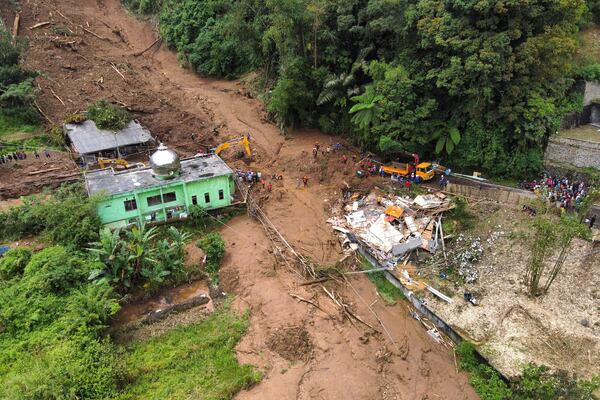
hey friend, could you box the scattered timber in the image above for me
[12,12,20,39]
[28,167,61,176]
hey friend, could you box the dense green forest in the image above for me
[123,0,600,177]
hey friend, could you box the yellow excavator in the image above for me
[98,158,145,170]
[212,134,252,158]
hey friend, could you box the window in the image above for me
[162,192,176,203]
[147,195,162,207]
[192,195,198,205]
[204,192,210,203]
[124,199,137,211]
[218,189,224,200]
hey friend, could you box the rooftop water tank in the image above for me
[150,143,181,179]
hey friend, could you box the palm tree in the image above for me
[348,90,383,131]
[316,51,370,107]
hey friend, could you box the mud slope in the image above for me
[4,0,478,398]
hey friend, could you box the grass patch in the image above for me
[0,112,40,136]
[117,305,261,400]
[359,257,404,305]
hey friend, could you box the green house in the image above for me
[84,144,236,229]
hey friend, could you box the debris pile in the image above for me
[328,190,453,267]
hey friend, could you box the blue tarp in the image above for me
[0,245,10,257]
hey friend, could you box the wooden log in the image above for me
[110,63,126,81]
[29,21,51,30]
[80,25,109,41]
[50,88,65,106]
[133,38,161,57]
[28,167,61,175]
[298,277,330,286]
[12,12,20,39]
[33,100,54,124]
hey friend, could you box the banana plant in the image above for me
[431,124,461,155]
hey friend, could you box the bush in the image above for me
[456,341,600,400]
[24,246,90,293]
[86,99,132,131]
[197,232,225,281]
[0,28,39,132]
[0,183,102,249]
[0,246,121,399]
[0,247,32,280]
[123,0,162,14]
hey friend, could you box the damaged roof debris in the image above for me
[328,190,453,268]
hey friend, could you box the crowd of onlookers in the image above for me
[0,149,51,164]
[525,174,589,210]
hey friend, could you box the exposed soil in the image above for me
[424,204,600,379]
[1,0,478,398]
[267,325,313,362]
[0,150,80,199]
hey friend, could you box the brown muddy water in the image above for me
[113,280,213,325]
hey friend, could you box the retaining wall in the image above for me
[545,136,600,170]
[446,181,536,206]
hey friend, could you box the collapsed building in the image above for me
[328,191,453,267]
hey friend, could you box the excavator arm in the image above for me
[213,135,252,157]
[214,142,232,156]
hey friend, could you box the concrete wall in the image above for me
[544,136,600,170]
[584,81,600,106]
[446,182,536,206]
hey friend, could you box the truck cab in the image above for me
[415,162,435,181]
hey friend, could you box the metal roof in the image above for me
[84,154,233,197]
[65,120,154,155]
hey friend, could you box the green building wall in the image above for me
[96,174,235,229]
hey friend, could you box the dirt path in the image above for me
[5,0,478,397]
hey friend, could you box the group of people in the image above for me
[235,168,277,192]
[0,148,50,165]
[527,174,589,210]
[312,141,344,160]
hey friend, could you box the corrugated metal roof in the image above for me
[84,154,233,196]
[65,120,154,155]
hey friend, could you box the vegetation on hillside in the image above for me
[124,0,600,178]
[0,28,39,135]
[0,184,257,398]
[116,306,260,400]
[86,99,132,131]
[0,184,102,248]
[457,342,600,400]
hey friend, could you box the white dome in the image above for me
[150,143,181,178]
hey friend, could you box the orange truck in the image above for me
[381,153,435,181]
[382,162,435,181]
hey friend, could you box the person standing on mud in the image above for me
[590,215,596,229]
[296,177,301,189]
[303,176,309,187]
[313,147,318,160]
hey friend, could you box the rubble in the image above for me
[328,189,453,267]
